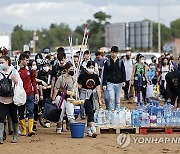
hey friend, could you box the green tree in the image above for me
[170,18,180,38]
[153,22,172,50]
[12,25,33,50]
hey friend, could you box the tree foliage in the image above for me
[11,11,180,52]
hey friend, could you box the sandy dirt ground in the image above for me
[0,101,180,154]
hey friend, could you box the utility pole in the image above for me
[158,0,161,54]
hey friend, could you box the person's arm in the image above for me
[96,85,102,106]
[145,65,150,84]
[102,61,108,90]
[121,61,126,87]
[52,76,61,101]
[31,70,38,95]
[39,85,43,100]
[130,67,136,84]
[50,77,56,98]
[31,70,39,101]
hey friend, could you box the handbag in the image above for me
[13,82,27,106]
[42,83,68,123]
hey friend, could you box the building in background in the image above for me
[105,20,153,51]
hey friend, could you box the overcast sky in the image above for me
[0,0,180,31]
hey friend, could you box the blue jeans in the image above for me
[107,82,122,110]
[18,95,35,120]
[104,89,109,110]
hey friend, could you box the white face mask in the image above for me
[36,58,42,64]
[87,68,94,74]
[43,66,49,72]
[32,65,37,70]
[0,63,8,70]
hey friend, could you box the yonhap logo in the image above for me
[117,134,180,149]
[117,133,131,148]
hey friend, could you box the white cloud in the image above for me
[0,0,179,30]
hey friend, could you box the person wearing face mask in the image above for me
[78,61,101,138]
[159,57,170,100]
[34,62,52,129]
[146,64,156,102]
[50,52,66,99]
[150,56,158,85]
[123,51,134,100]
[131,54,150,103]
[0,56,22,144]
[102,46,126,110]
[52,62,75,134]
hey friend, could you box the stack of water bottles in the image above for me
[131,100,180,127]
[94,107,131,127]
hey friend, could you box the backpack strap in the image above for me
[0,71,12,79]
[107,58,122,69]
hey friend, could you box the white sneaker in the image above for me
[91,127,97,138]
[56,128,62,134]
[87,128,92,137]
[44,123,51,128]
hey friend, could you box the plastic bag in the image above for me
[13,83,26,106]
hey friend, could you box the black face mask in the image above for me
[153,59,157,63]
[68,70,74,76]
[126,55,130,60]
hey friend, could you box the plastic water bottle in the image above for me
[114,110,119,126]
[98,109,103,125]
[105,110,109,125]
[125,109,131,126]
[177,108,180,126]
[163,100,174,119]
[140,112,146,127]
[111,110,115,125]
[108,110,113,125]
[136,101,148,114]
[131,110,140,127]
[94,110,98,125]
[151,101,159,116]
[146,100,154,114]
[156,111,162,127]
[119,108,126,126]
[150,108,157,127]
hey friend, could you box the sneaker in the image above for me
[87,128,92,137]
[91,126,97,138]
[56,128,62,134]
[44,123,51,128]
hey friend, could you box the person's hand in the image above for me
[11,75,18,84]
[40,95,43,100]
[35,94,39,102]
[42,81,47,87]
[130,79,134,85]
[43,86,47,90]
[103,85,106,91]
[122,82,126,87]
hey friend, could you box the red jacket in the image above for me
[18,67,38,96]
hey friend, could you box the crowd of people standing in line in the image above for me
[0,45,180,144]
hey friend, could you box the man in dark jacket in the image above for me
[102,46,126,110]
[165,70,180,108]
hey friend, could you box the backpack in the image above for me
[0,71,14,97]
[106,58,122,69]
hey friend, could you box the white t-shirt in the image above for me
[161,66,169,81]
[124,59,134,81]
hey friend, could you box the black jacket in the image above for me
[102,57,126,85]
